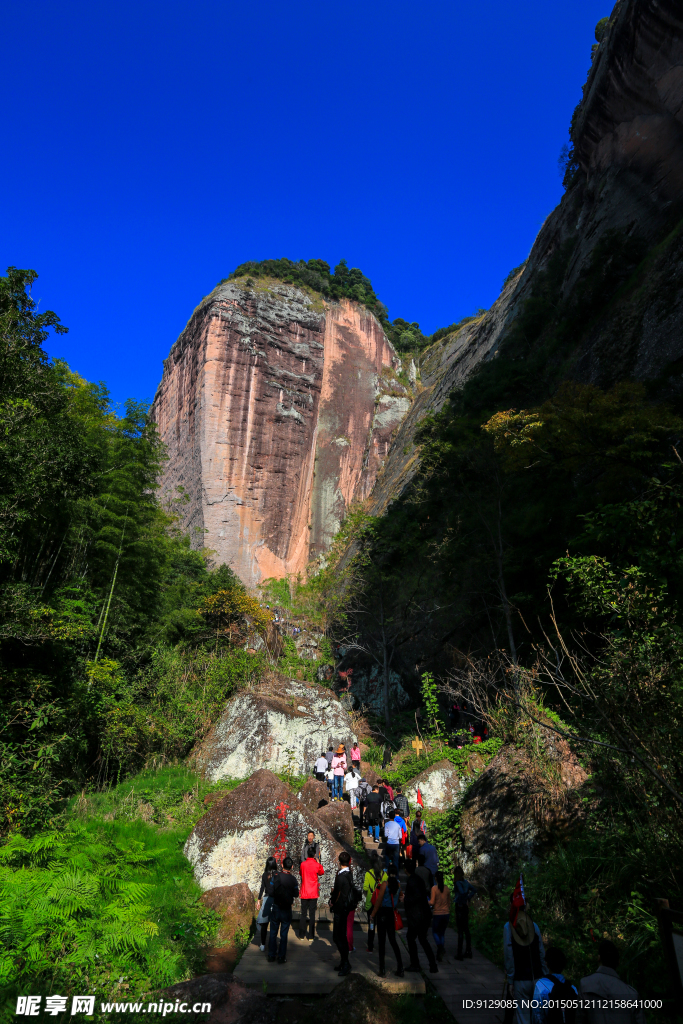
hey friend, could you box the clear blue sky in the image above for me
[2,1,608,409]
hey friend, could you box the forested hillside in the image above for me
[0,268,269,832]
[307,2,683,1006]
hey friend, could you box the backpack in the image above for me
[368,869,384,906]
[272,874,295,910]
[381,798,396,818]
[395,794,409,816]
[336,873,362,913]
[544,976,576,1024]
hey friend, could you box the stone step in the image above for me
[235,927,425,996]
[356,822,508,1022]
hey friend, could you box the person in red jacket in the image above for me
[299,844,325,939]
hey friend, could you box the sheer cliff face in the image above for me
[370,0,683,515]
[152,280,402,586]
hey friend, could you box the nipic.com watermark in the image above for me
[16,997,212,1016]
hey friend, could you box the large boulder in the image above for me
[297,777,330,813]
[403,757,474,812]
[457,743,588,890]
[200,882,255,946]
[158,974,276,1024]
[360,763,380,785]
[200,883,255,973]
[192,678,356,779]
[184,769,360,901]
[294,630,324,660]
[316,799,355,847]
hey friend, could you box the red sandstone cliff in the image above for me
[152,278,409,586]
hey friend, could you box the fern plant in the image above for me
[0,820,214,1006]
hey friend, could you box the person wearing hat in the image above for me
[331,745,347,801]
[503,887,548,1024]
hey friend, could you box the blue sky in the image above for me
[1,1,608,409]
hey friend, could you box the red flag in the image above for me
[510,873,526,927]
[417,786,424,808]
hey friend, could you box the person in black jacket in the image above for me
[403,860,438,974]
[329,851,354,977]
[268,857,299,963]
[394,787,409,820]
[364,786,382,842]
[357,778,371,829]
[256,856,278,952]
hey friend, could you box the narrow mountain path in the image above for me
[235,805,507,1017]
[359,822,507,1023]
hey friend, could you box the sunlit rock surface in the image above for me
[403,756,481,813]
[152,280,406,586]
[191,678,356,780]
[184,769,359,900]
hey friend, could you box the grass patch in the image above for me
[68,765,241,831]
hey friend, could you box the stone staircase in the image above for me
[235,814,508,1019]
[357,817,508,1023]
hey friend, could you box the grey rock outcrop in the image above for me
[316,798,355,847]
[192,679,356,780]
[403,757,479,812]
[297,777,330,813]
[184,769,360,900]
[457,743,588,890]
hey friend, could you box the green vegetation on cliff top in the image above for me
[225,257,487,356]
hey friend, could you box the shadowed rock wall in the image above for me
[368,0,683,516]
[152,279,404,586]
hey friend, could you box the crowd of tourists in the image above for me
[254,836,458,978]
[253,742,479,982]
[253,742,647,1023]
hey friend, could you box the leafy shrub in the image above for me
[422,805,463,890]
[595,16,609,42]
[385,737,502,787]
[225,258,389,327]
[93,647,265,778]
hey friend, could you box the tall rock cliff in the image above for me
[152,278,409,586]
[369,0,683,515]
[154,1,683,581]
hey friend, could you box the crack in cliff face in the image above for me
[264,364,316,386]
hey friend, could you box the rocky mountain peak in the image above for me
[152,277,412,586]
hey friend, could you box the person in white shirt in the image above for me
[326,764,334,798]
[345,768,360,808]
[383,810,402,873]
[315,752,328,782]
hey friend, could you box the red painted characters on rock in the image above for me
[273,801,289,866]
